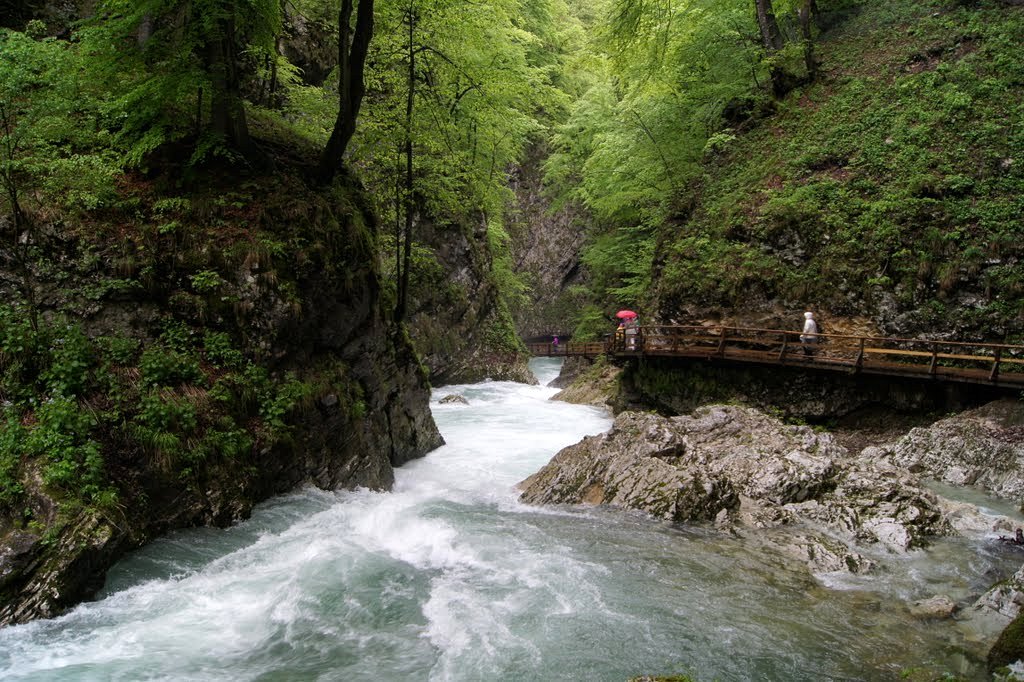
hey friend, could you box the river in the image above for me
[1,358,1021,681]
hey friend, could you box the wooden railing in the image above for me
[527,326,1024,389]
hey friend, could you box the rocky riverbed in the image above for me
[518,398,1024,673]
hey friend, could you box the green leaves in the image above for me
[0,29,120,216]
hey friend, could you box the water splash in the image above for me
[0,358,1017,681]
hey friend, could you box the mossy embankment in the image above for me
[651,0,1024,340]
[0,161,443,625]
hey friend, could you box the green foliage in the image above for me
[488,218,531,311]
[97,336,141,365]
[159,319,198,353]
[0,301,324,509]
[189,270,225,293]
[27,398,110,503]
[139,347,203,388]
[203,331,245,369]
[77,0,282,165]
[351,0,565,228]
[41,326,94,397]
[0,411,26,509]
[137,390,198,434]
[0,29,120,217]
[576,0,1024,335]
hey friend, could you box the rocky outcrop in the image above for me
[506,142,590,340]
[0,171,443,626]
[879,399,1024,500]
[402,210,535,386]
[551,357,621,406]
[519,405,951,576]
[618,357,1003,422]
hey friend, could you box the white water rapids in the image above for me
[1,358,1021,681]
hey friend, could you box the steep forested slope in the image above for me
[652,0,1024,339]
[540,0,1023,343]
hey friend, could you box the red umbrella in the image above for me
[616,310,637,319]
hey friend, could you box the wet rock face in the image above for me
[403,211,535,386]
[0,513,121,625]
[505,143,589,340]
[0,181,444,627]
[519,405,951,576]
[881,399,1024,500]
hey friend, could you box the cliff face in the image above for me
[506,142,590,341]
[401,210,535,386]
[0,169,443,625]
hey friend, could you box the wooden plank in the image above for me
[863,348,995,363]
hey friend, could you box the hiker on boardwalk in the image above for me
[800,311,818,356]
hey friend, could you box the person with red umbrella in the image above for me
[616,310,639,350]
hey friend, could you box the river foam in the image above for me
[1,358,1020,681]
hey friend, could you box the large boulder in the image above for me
[519,405,951,575]
[881,400,1024,500]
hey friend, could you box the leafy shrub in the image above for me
[41,325,94,397]
[159,320,197,352]
[97,335,141,365]
[139,347,203,388]
[189,270,225,293]
[137,391,198,433]
[27,398,107,501]
[0,410,26,509]
[203,331,245,369]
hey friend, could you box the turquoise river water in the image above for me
[1,358,1021,681]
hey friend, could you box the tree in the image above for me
[345,0,558,321]
[754,0,784,52]
[394,4,415,324]
[317,0,375,183]
[81,0,281,165]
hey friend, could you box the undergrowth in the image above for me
[648,0,1023,337]
[0,305,311,518]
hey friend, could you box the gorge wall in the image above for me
[0,169,443,625]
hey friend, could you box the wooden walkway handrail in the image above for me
[526,325,1024,390]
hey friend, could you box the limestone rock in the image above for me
[440,394,469,405]
[910,595,958,619]
[884,400,1024,501]
[552,358,622,407]
[519,405,951,575]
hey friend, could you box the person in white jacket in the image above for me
[799,311,818,356]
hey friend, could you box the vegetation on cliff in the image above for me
[542,0,1023,342]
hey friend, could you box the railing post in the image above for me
[991,347,1002,383]
[717,327,728,356]
[854,337,865,373]
[778,332,788,362]
[929,343,938,375]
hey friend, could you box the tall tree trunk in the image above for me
[395,7,416,325]
[754,0,784,52]
[798,0,818,78]
[317,0,375,183]
[206,13,259,161]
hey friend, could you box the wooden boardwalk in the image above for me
[527,325,1024,390]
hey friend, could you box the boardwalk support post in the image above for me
[991,347,1002,383]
